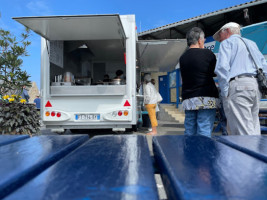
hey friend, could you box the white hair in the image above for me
[186,27,205,46]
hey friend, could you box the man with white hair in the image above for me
[214,22,267,135]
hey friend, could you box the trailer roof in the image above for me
[138,0,267,40]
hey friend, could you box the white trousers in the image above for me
[222,77,261,135]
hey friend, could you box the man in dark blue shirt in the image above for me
[34,95,41,111]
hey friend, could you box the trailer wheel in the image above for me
[131,125,138,132]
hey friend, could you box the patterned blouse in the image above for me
[182,97,220,110]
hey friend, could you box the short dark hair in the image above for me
[186,27,205,46]
[116,70,123,76]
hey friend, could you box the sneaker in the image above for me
[148,128,152,131]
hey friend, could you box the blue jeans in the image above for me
[184,109,216,137]
[218,105,228,135]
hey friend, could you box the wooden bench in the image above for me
[215,135,267,163]
[153,135,267,200]
[0,135,89,199]
[3,135,159,200]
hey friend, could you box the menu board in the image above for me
[50,41,63,68]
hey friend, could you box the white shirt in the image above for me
[144,82,158,104]
[215,34,267,97]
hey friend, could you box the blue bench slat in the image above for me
[0,135,88,199]
[5,135,159,200]
[215,136,267,163]
[261,126,267,132]
[0,135,30,147]
[153,135,267,200]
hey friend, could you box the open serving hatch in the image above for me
[13,14,126,41]
[137,39,187,72]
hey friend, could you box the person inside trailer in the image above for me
[103,74,111,83]
[114,70,124,79]
[113,70,125,85]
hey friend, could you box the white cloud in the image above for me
[26,1,52,16]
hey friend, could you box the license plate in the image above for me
[75,114,100,121]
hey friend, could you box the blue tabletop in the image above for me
[215,135,267,163]
[0,135,88,199]
[0,135,29,147]
[5,135,159,200]
[153,135,267,200]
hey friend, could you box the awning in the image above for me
[137,39,187,72]
[241,21,267,55]
[13,15,126,41]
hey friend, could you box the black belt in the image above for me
[230,74,256,82]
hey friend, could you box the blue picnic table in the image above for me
[153,135,267,200]
[1,134,267,200]
[0,134,158,200]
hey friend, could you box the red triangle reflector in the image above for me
[124,100,131,107]
[45,101,52,107]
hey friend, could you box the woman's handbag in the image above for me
[240,37,267,95]
[157,92,163,103]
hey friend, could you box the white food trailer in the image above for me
[13,14,187,133]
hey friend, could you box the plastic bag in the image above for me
[157,92,163,103]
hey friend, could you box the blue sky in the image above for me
[1,0,251,89]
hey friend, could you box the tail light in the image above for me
[45,111,61,118]
[118,111,122,116]
[124,110,129,116]
[51,111,56,117]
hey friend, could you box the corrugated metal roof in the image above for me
[138,0,267,36]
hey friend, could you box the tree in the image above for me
[0,28,31,96]
[0,27,40,135]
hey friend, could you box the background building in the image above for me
[138,0,267,107]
